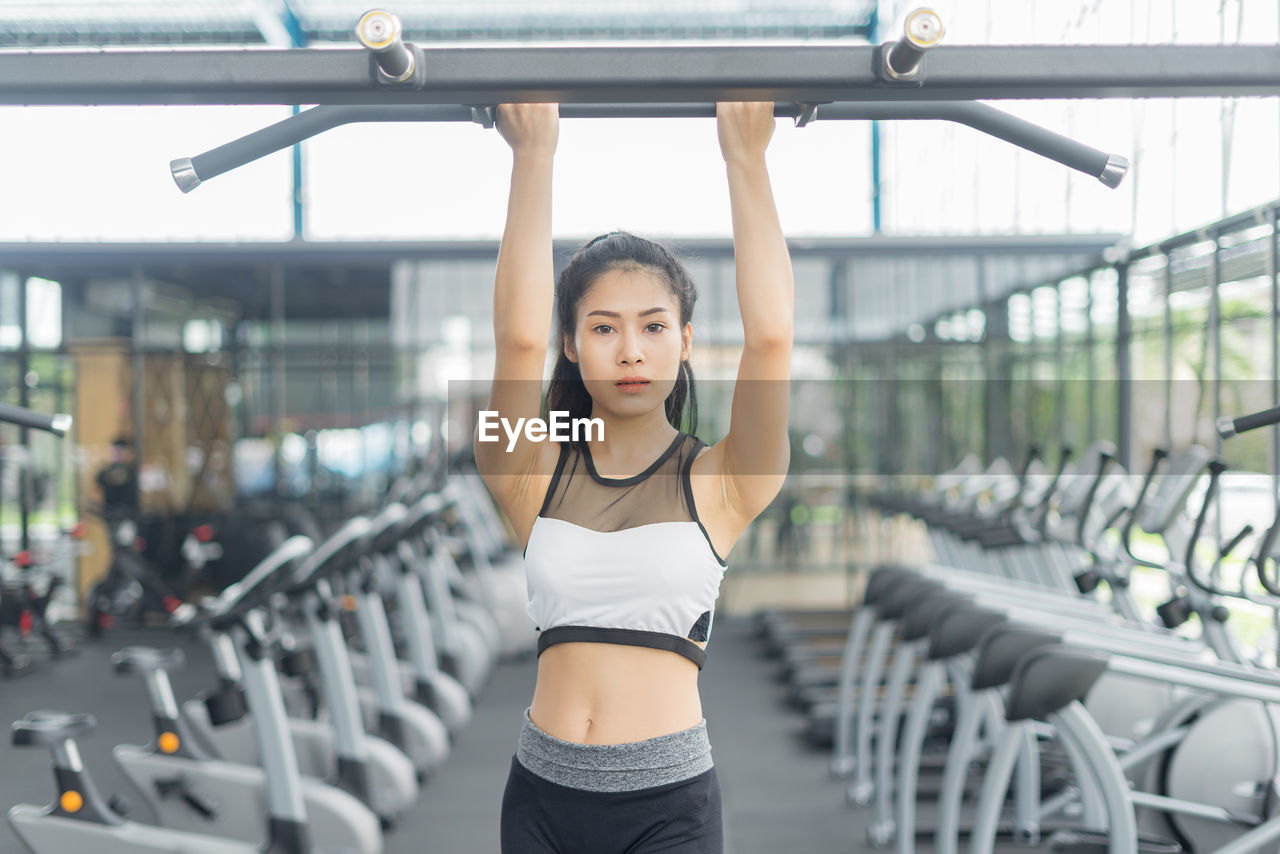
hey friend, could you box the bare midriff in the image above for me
[528,640,707,745]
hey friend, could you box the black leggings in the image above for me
[500,755,724,854]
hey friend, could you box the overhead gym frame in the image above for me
[2,8,1279,192]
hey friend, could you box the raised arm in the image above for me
[474,103,560,515]
[713,101,794,517]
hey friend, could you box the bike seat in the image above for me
[403,493,448,538]
[11,711,95,747]
[878,578,943,620]
[901,592,971,642]
[288,516,372,594]
[368,503,409,555]
[863,567,915,606]
[971,624,1061,691]
[927,605,1007,661]
[1005,645,1111,722]
[111,646,185,675]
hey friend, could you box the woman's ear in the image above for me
[563,335,579,364]
[681,322,693,361]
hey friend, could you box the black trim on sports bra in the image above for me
[537,625,708,670]
[581,431,685,486]
[681,437,729,567]
[523,442,572,560]
[538,441,572,517]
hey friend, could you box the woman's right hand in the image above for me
[495,103,559,156]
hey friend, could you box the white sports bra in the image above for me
[522,432,728,669]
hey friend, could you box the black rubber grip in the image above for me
[1220,524,1253,558]
[0,403,67,436]
[1230,405,1280,436]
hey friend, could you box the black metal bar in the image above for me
[2,44,1280,106]
[822,102,1126,186]
[881,8,945,80]
[1217,404,1280,438]
[2,14,877,50]
[170,100,1128,192]
[0,234,1120,265]
[0,403,70,436]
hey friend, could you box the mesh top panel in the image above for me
[540,432,702,531]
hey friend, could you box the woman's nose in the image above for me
[618,333,644,365]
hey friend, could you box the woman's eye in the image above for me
[593,325,614,335]
[646,323,665,333]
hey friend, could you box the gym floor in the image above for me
[0,615,861,853]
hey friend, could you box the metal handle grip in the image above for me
[1217,405,1280,439]
[0,403,71,436]
[172,100,1128,191]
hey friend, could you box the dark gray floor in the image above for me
[0,617,865,853]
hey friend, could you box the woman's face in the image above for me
[565,266,691,419]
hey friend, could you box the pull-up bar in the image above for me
[169,100,1127,192]
[168,8,1129,192]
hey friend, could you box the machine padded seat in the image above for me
[1005,645,1110,722]
[901,593,971,642]
[368,503,409,555]
[11,711,95,747]
[111,646,185,674]
[878,578,943,620]
[927,607,1007,661]
[864,567,917,606]
[971,625,1061,691]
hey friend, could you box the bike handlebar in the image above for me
[1119,447,1169,568]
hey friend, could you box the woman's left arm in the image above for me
[714,101,793,518]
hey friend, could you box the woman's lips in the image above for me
[615,378,650,393]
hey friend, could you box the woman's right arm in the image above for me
[474,103,560,520]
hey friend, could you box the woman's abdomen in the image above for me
[529,642,704,744]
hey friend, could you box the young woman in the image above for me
[475,101,793,854]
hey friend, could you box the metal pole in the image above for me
[1116,261,1132,468]
[1271,207,1279,511]
[1086,272,1095,445]
[292,105,304,238]
[169,100,1128,192]
[1211,235,1223,548]
[1164,251,1174,448]
[1211,235,1223,460]
[130,266,145,508]
[271,265,286,496]
[1055,281,1065,460]
[4,44,1280,105]
[17,274,30,552]
[869,4,883,234]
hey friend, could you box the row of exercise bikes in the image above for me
[1,402,532,854]
[759,403,1280,854]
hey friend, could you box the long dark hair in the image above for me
[545,231,699,439]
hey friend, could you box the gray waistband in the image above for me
[515,707,714,793]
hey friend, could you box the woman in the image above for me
[475,100,793,854]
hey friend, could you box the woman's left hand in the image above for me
[716,101,775,164]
